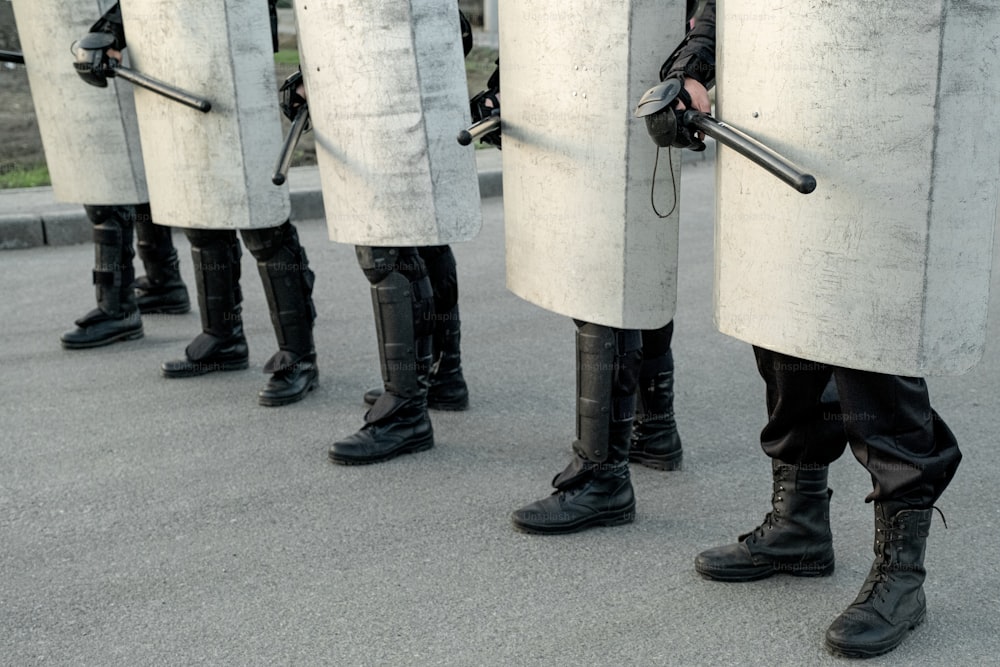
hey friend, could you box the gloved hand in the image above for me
[279,69,310,129]
[70,32,118,88]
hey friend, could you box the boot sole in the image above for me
[61,328,144,350]
[695,558,835,582]
[511,503,637,536]
[138,304,191,315]
[258,374,319,407]
[427,398,469,411]
[629,451,683,471]
[328,432,435,466]
[824,608,925,658]
[160,359,249,378]
[363,394,469,412]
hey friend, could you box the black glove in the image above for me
[469,63,501,149]
[634,78,705,152]
[70,32,118,88]
[279,69,310,129]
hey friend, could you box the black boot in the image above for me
[61,205,144,349]
[426,305,468,410]
[330,249,434,464]
[244,223,319,406]
[695,461,835,581]
[630,350,682,470]
[161,230,248,377]
[510,423,637,535]
[825,503,933,659]
[133,207,190,314]
[362,304,468,410]
[511,325,641,535]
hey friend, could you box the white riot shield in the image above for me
[501,0,684,329]
[12,0,147,204]
[119,0,289,229]
[715,1,1000,375]
[294,0,481,246]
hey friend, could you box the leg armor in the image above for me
[160,229,247,377]
[60,204,143,349]
[133,204,190,314]
[240,221,319,406]
[510,323,640,535]
[571,323,642,464]
[327,246,434,465]
[240,221,317,369]
[188,229,243,340]
[358,246,434,421]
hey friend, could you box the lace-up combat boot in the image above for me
[695,460,834,581]
[825,502,934,658]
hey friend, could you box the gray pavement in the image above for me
[2,159,1000,666]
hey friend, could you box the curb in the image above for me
[0,166,503,251]
[0,145,710,251]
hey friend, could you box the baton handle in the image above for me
[1,50,24,64]
[684,111,816,194]
[113,65,211,113]
[457,111,500,146]
[272,105,310,186]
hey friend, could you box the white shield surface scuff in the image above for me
[12,0,147,205]
[501,0,684,329]
[294,0,481,246]
[120,0,289,229]
[715,1,1000,375]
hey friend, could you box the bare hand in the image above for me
[673,78,710,113]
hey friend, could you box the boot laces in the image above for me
[748,484,785,541]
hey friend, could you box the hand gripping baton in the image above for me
[71,32,211,113]
[636,79,815,194]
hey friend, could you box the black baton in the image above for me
[112,64,212,113]
[272,105,310,186]
[457,111,500,146]
[683,111,816,194]
[1,49,24,64]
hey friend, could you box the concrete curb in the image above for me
[0,163,503,250]
[0,145,710,250]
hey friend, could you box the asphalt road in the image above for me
[2,162,999,666]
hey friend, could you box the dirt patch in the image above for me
[0,3,45,175]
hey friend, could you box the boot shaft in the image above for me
[854,503,932,606]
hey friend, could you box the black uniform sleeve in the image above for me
[89,2,127,50]
[269,0,280,53]
[459,9,473,57]
[659,0,715,87]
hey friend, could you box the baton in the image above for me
[683,110,816,194]
[457,110,500,146]
[272,104,310,186]
[111,63,212,113]
[1,50,24,64]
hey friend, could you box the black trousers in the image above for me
[753,347,961,507]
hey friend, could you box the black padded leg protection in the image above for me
[241,222,317,370]
[85,204,138,317]
[572,323,642,463]
[357,246,435,423]
[186,228,242,338]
